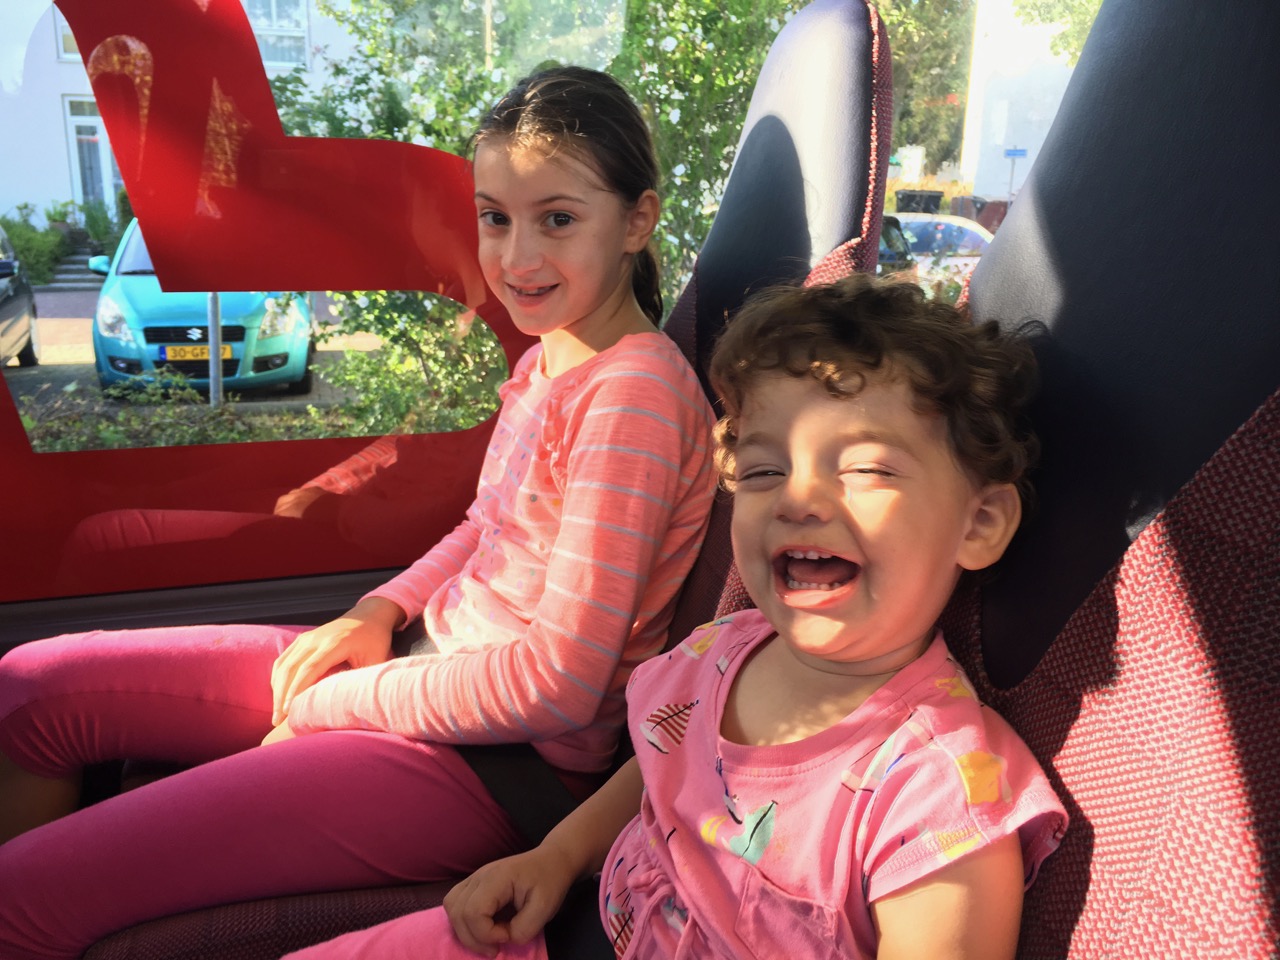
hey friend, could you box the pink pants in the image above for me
[0,626,522,960]
[282,904,550,960]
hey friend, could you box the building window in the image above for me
[244,0,309,67]
[64,98,124,217]
[54,10,79,61]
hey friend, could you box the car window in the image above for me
[115,225,153,274]
[1,0,1099,605]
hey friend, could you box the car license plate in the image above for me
[161,344,232,361]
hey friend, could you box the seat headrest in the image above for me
[968,0,1280,685]
[666,0,891,398]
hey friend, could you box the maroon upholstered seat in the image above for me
[943,389,1279,958]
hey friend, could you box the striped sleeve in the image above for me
[288,340,715,763]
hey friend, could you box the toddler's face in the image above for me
[728,372,1008,675]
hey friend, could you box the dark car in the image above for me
[0,223,38,367]
[877,215,917,278]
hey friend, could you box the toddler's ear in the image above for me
[957,483,1022,572]
[624,189,660,253]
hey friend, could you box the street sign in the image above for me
[1004,148,1028,158]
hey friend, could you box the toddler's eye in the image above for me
[479,210,509,227]
[849,467,895,478]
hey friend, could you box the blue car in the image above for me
[88,219,315,393]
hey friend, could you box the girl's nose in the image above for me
[502,226,542,274]
[775,469,836,524]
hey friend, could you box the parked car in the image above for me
[88,219,315,393]
[0,222,38,368]
[877,214,917,277]
[895,212,994,295]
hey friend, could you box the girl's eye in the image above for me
[848,467,895,479]
[546,211,574,228]
[735,467,784,484]
[479,211,509,227]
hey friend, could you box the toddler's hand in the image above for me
[443,846,577,958]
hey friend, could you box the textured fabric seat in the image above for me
[82,0,891,956]
[939,0,1279,955]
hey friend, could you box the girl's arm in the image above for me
[265,510,482,724]
[444,757,644,957]
[361,509,482,620]
[871,833,1024,960]
[286,346,713,749]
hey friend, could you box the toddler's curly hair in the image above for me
[709,274,1040,511]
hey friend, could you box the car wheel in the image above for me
[16,336,38,367]
[285,365,313,396]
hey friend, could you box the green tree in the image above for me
[274,0,978,300]
[878,0,977,173]
[1013,0,1102,65]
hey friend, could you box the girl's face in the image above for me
[472,141,657,363]
[728,373,1019,677]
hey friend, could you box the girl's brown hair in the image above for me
[472,66,663,324]
[709,274,1040,510]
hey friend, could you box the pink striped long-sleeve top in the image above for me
[287,332,717,773]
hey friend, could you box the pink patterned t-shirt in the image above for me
[601,608,1068,958]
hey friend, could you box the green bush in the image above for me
[0,214,71,285]
[43,200,76,225]
[79,199,123,259]
[17,373,359,453]
[116,189,135,228]
[319,291,507,436]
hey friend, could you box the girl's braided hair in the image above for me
[471,66,663,324]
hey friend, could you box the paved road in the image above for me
[4,289,359,409]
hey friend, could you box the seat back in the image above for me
[666,0,891,641]
[941,0,1279,955]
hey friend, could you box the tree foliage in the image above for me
[1013,0,1102,65]
[878,0,976,173]
[272,0,977,309]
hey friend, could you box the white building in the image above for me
[0,0,354,227]
[960,0,1076,204]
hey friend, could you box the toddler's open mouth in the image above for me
[774,549,861,591]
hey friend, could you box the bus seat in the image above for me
[939,0,1279,955]
[82,0,891,956]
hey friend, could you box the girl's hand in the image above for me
[260,719,297,746]
[269,597,404,725]
[443,845,578,957]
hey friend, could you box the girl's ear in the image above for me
[957,483,1022,572]
[624,189,660,254]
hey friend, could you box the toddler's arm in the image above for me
[444,757,644,958]
[870,833,1024,960]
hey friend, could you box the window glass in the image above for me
[1,0,1100,603]
[246,0,308,66]
[53,9,78,59]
